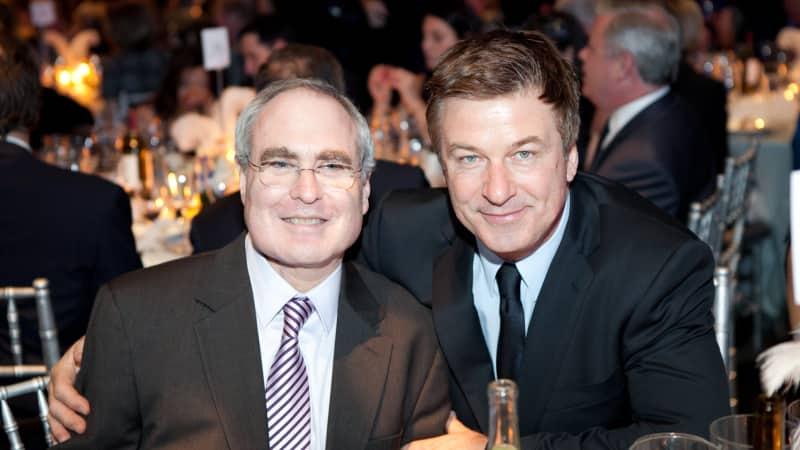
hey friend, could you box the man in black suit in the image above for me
[0,35,141,365]
[579,2,716,220]
[361,30,728,449]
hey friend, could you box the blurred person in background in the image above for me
[668,0,729,175]
[579,1,715,220]
[237,15,293,80]
[101,0,168,105]
[0,35,140,444]
[367,0,482,147]
[153,46,217,125]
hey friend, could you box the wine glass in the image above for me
[629,433,719,450]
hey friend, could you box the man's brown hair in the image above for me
[426,29,580,153]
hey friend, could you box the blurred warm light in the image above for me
[754,118,766,129]
[49,58,101,110]
[790,83,799,94]
[74,62,90,78]
[225,148,236,163]
[167,172,179,197]
[785,89,795,101]
[56,69,71,86]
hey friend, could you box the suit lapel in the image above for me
[432,232,494,433]
[193,234,268,449]
[516,184,598,434]
[326,263,393,450]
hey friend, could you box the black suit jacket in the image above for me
[674,61,729,175]
[0,141,141,363]
[61,235,450,449]
[189,159,430,254]
[589,91,716,221]
[359,173,730,450]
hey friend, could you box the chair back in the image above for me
[719,144,758,269]
[0,279,60,377]
[688,176,726,262]
[0,376,52,449]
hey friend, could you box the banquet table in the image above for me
[727,90,798,325]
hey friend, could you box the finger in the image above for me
[48,414,71,443]
[72,337,85,367]
[50,377,90,416]
[47,400,87,435]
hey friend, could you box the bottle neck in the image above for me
[487,380,521,450]
[755,393,785,450]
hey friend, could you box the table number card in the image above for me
[790,170,800,304]
[30,0,57,28]
[200,27,230,71]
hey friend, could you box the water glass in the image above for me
[629,432,719,450]
[710,414,757,450]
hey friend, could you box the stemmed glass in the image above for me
[629,433,719,450]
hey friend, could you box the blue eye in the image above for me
[517,151,532,159]
[460,155,479,164]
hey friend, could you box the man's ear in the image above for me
[361,176,371,216]
[239,168,248,203]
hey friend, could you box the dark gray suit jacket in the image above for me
[60,235,450,449]
[360,173,730,450]
[589,91,716,221]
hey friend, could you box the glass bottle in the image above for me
[118,117,141,195]
[487,379,521,450]
[754,392,785,450]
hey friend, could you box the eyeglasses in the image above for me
[248,159,362,190]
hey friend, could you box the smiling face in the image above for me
[439,89,578,261]
[421,15,460,70]
[240,88,370,287]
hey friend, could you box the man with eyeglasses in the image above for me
[51,78,450,450]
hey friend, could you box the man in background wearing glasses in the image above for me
[53,78,449,450]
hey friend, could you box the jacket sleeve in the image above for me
[58,284,142,450]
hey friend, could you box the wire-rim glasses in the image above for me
[248,159,362,190]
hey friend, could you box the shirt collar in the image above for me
[476,191,571,289]
[4,135,32,153]
[245,234,340,333]
[604,86,670,148]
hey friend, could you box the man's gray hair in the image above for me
[234,78,375,182]
[601,3,681,86]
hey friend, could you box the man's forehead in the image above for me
[251,90,358,158]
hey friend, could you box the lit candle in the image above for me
[167,172,178,197]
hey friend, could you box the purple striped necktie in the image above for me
[265,296,314,450]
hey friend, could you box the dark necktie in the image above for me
[496,263,524,380]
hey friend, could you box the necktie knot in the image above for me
[496,263,521,306]
[282,296,313,339]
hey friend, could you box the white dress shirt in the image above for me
[602,86,670,149]
[4,135,31,152]
[245,235,339,450]
[472,192,571,378]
